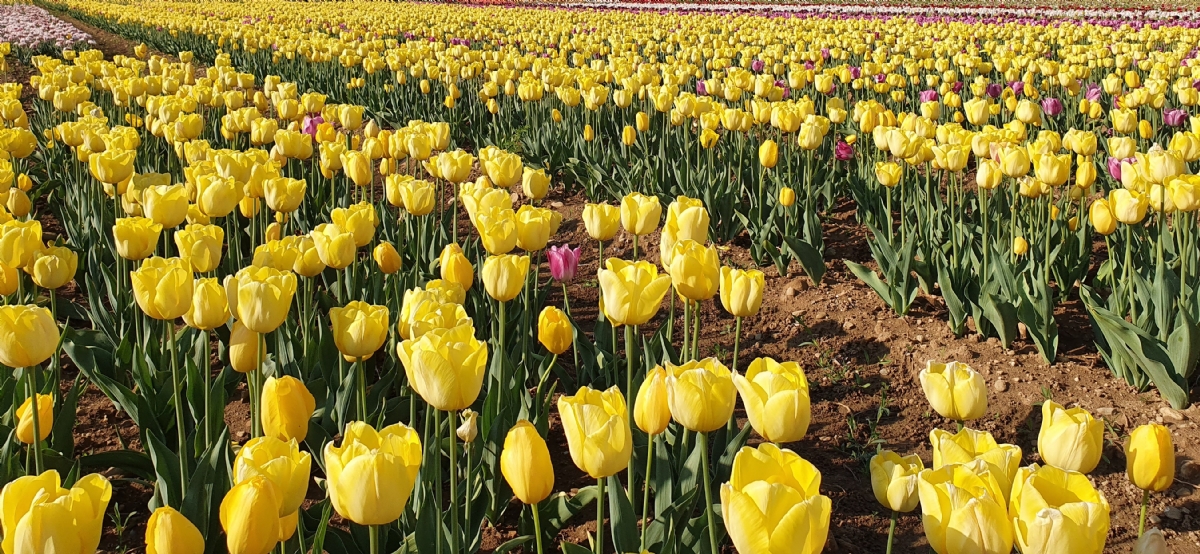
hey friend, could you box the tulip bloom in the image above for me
[131,257,194,320]
[634,367,671,436]
[183,277,230,331]
[870,450,923,513]
[229,321,263,374]
[619,192,662,236]
[0,471,111,554]
[438,243,474,291]
[0,219,43,268]
[1010,464,1110,554]
[373,242,402,274]
[481,254,530,303]
[264,177,306,213]
[582,202,620,242]
[293,236,326,277]
[659,196,709,267]
[475,206,518,255]
[522,167,550,200]
[668,240,719,302]
[733,357,811,443]
[515,205,556,252]
[758,139,779,169]
[558,386,632,479]
[917,464,1013,554]
[538,306,573,356]
[918,360,987,421]
[721,443,831,554]
[547,244,580,282]
[1038,401,1104,474]
[720,267,765,318]
[144,184,189,229]
[330,301,390,361]
[598,259,672,327]
[220,476,282,554]
[15,393,52,444]
[398,323,488,412]
[331,203,378,248]
[1127,423,1174,495]
[311,224,356,270]
[146,507,205,554]
[324,421,422,525]
[234,436,312,517]
[261,375,316,443]
[227,265,298,334]
[929,427,1022,498]
[665,358,736,433]
[27,245,77,290]
[500,420,555,505]
[175,224,224,273]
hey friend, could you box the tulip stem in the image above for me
[625,324,638,508]
[595,476,605,554]
[169,324,187,496]
[886,510,897,554]
[26,368,43,474]
[1139,489,1150,538]
[682,298,690,363]
[698,432,719,554]
[532,502,545,554]
[691,301,701,360]
[639,434,654,552]
[369,524,379,554]
[632,234,638,260]
[204,330,212,446]
[356,359,367,421]
[448,410,460,554]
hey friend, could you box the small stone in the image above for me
[837,404,851,415]
[510,192,521,203]
[550,201,564,208]
[1164,507,1183,521]
[791,310,803,317]
[753,333,764,341]
[993,379,1009,393]
[1175,487,1191,498]
[1012,377,1021,383]
[914,334,925,342]
[1095,407,1116,416]
[1017,322,1028,340]
[879,368,890,377]
[986,337,1000,346]
[1181,461,1200,481]
[1161,407,1186,422]
[842,320,856,331]
[1150,515,1162,525]
[876,331,893,343]
[784,286,797,297]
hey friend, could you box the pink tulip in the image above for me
[548,244,580,282]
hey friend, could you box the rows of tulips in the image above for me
[0,2,1195,553]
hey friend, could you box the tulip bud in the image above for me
[719,266,765,318]
[870,450,924,513]
[582,202,620,241]
[260,375,315,443]
[778,186,796,207]
[438,243,473,291]
[1136,529,1168,554]
[500,420,555,505]
[1126,423,1174,492]
[15,393,52,444]
[1012,236,1029,256]
[481,254,530,303]
[634,367,671,435]
[558,386,632,478]
[537,306,573,355]
[457,409,478,443]
[665,358,737,433]
[229,321,264,373]
[146,507,205,554]
[918,360,987,421]
[372,241,402,274]
[1038,400,1103,473]
[758,139,779,169]
[220,476,282,554]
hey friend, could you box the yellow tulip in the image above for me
[619,192,662,236]
[515,205,555,252]
[1033,153,1071,187]
[1171,176,1200,212]
[324,421,422,525]
[311,224,356,270]
[144,184,189,228]
[1038,401,1104,473]
[779,187,796,206]
[634,366,671,436]
[1013,236,1030,256]
[659,196,709,267]
[918,360,987,421]
[583,124,595,142]
[195,174,243,218]
[397,323,488,411]
[598,258,672,327]
[292,235,326,277]
[521,167,550,200]
[227,265,297,333]
[720,266,765,318]
[6,189,29,218]
[220,476,282,554]
[483,151,522,188]
[582,202,621,241]
[481,254,530,303]
[182,277,230,330]
[111,217,162,261]
[1009,464,1110,554]
[999,146,1030,177]
[372,241,402,274]
[668,240,719,302]
[0,219,43,268]
[474,206,518,255]
[15,394,52,444]
[146,507,205,554]
[264,177,306,213]
[229,321,263,373]
[438,243,473,291]
[733,357,811,443]
[622,125,638,146]
[869,450,923,513]
[1110,189,1149,225]
[500,420,555,505]
[557,386,632,479]
[28,245,77,290]
[0,471,111,554]
[917,464,1013,554]
[1141,149,1185,185]
[929,427,1022,497]
[89,148,136,185]
[665,357,736,433]
[340,150,372,187]
[261,375,316,443]
[759,139,779,169]
[1126,423,1174,492]
[174,224,224,273]
[330,301,390,361]
[435,150,475,184]
[721,443,830,554]
[874,161,902,187]
[396,289,469,340]
[131,257,193,320]
[331,202,378,248]
[233,436,311,517]
[538,306,573,355]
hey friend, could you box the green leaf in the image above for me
[560,542,592,554]
[607,475,638,554]
[783,237,826,285]
[980,290,1018,348]
[492,536,532,554]
[78,450,154,481]
[1169,310,1200,381]
[1082,286,1188,408]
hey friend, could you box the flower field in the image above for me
[1,0,1200,553]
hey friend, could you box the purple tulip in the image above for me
[751,59,765,73]
[696,80,708,96]
[302,115,324,137]
[849,66,861,79]
[1164,109,1187,127]
[1009,81,1025,95]
[875,73,887,84]
[919,89,939,103]
[1084,84,1103,102]
[1041,97,1063,117]
[820,48,831,60]
[1107,156,1134,181]
[951,82,964,94]
[835,140,854,161]
[804,61,814,70]
[1193,79,1200,91]
[986,83,1003,98]
[548,244,581,282]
